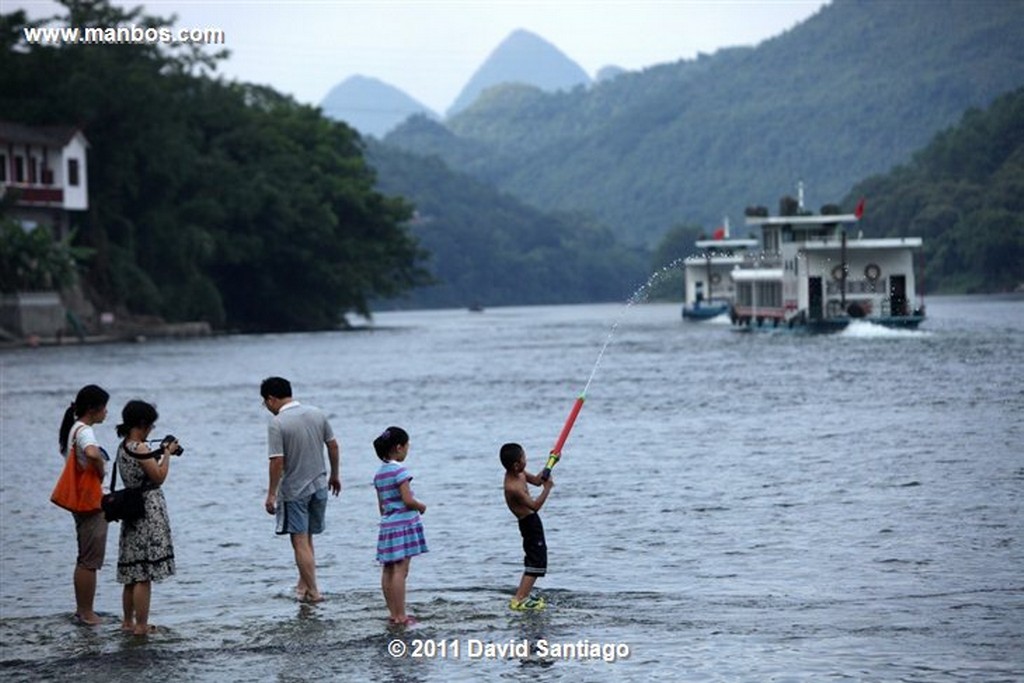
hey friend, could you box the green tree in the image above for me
[0,217,91,293]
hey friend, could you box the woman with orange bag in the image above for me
[51,384,110,625]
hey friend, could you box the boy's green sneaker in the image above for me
[509,596,546,612]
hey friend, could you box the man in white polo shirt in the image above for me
[260,376,341,603]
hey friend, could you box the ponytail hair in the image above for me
[116,400,159,438]
[59,384,110,454]
[373,426,409,462]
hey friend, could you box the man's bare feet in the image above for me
[300,590,325,604]
[132,624,158,636]
[74,612,102,626]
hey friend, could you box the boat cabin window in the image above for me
[757,281,782,307]
[736,283,751,306]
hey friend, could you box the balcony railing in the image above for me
[2,184,64,205]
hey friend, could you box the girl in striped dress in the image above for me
[373,427,427,626]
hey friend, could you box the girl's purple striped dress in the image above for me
[374,461,428,564]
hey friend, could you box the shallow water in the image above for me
[1,296,1022,681]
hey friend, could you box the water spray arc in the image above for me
[539,263,682,480]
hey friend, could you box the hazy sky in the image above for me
[13,0,829,113]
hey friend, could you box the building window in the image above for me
[14,156,25,183]
[0,154,6,182]
[67,158,79,187]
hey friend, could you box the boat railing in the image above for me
[801,234,847,246]
[738,252,783,268]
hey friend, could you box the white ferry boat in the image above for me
[681,219,758,321]
[730,187,926,332]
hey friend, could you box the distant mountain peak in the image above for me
[320,75,437,139]
[447,28,591,117]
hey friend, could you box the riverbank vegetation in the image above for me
[2,1,425,331]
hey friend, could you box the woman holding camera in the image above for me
[114,400,178,635]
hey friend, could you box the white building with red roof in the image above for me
[0,120,89,239]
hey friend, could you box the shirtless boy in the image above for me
[500,442,554,611]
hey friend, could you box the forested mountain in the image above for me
[385,0,1024,247]
[843,87,1024,293]
[366,141,648,309]
[447,29,591,117]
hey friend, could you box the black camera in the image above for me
[160,434,184,456]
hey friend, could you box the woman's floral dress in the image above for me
[115,441,175,584]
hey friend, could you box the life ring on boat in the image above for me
[831,264,846,281]
[864,263,881,281]
[710,273,722,285]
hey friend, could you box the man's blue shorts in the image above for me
[276,487,327,535]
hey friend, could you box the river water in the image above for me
[1,295,1021,682]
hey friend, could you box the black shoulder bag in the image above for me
[101,442,147,523]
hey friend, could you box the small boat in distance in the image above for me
[682,218,758,321]
[731,186,926,332]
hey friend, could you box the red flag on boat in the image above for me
[712,226,726,240]
[854,198,866,219]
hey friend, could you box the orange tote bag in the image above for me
[50,427,103,513]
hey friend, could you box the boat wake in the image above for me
[706,312,733,325]
[840,320,931,339]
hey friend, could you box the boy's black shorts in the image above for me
[518,512,547,577]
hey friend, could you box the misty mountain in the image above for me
[384,0,1024,246]
[446,28,592,117]
[365,139,648,309]
[320,75,436,139]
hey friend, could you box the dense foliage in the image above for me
[385,0,1024,261]
[1,1,425,331]
[0,215,88,293]
[845,88,1024,293]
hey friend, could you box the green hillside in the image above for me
[843,87,1024,293]
[366,141,649,309]
[385,0,1024,247]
